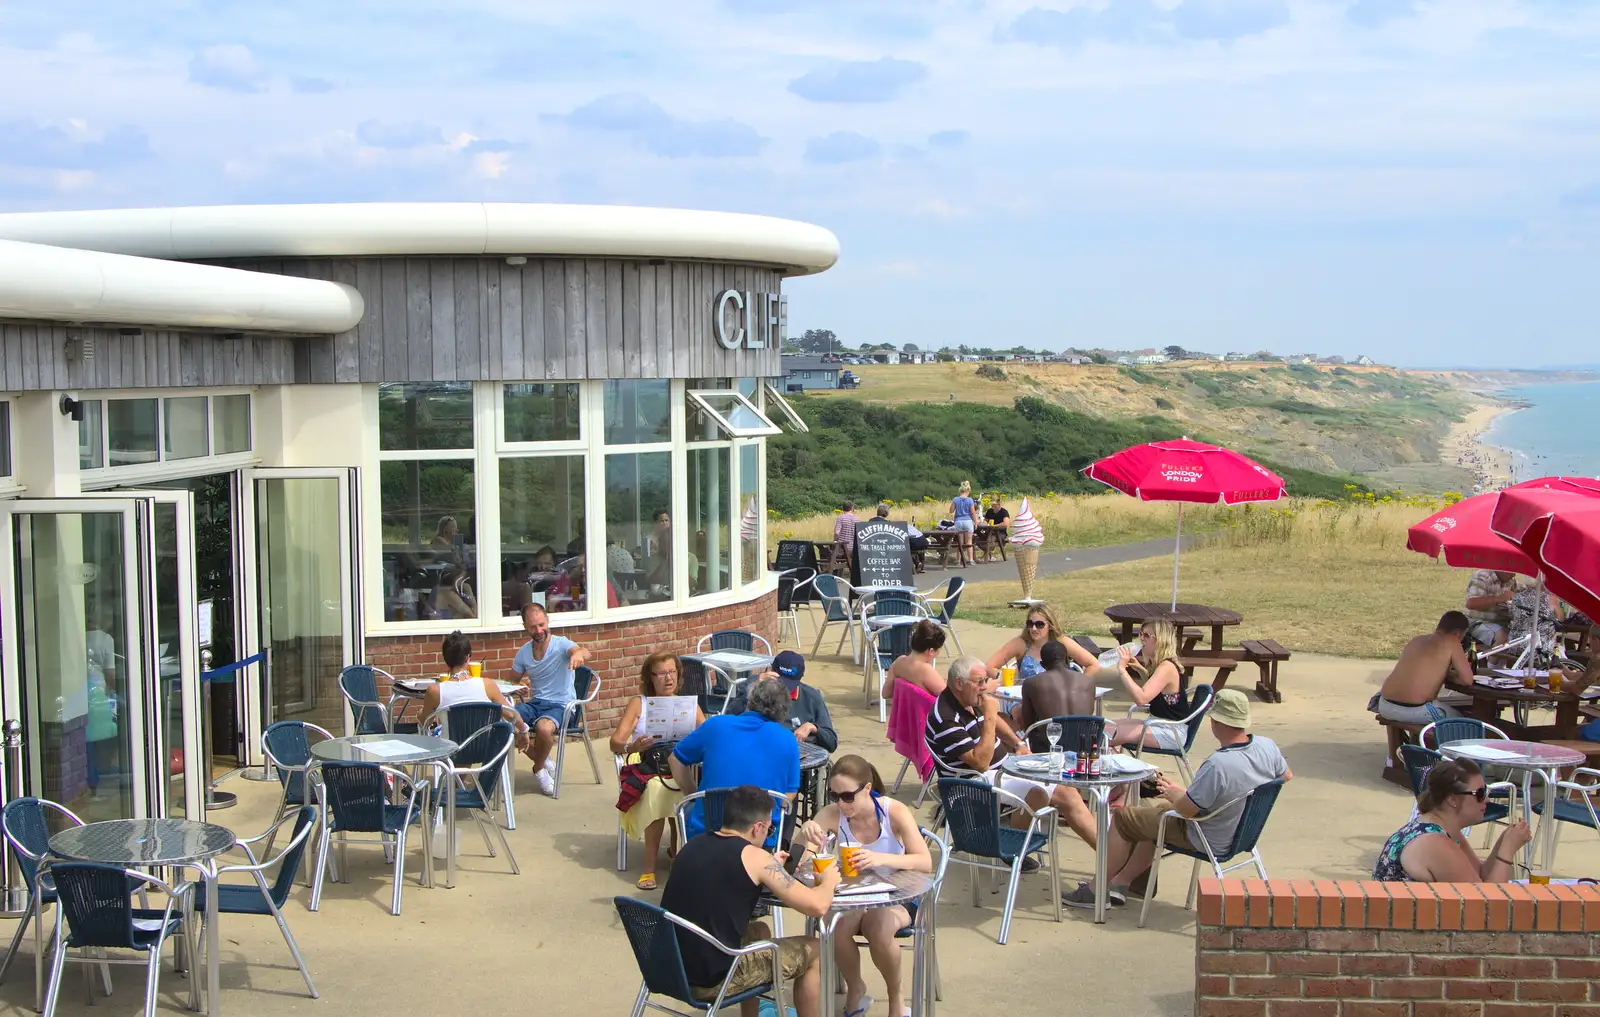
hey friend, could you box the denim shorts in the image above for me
[953,518,975,533]
[517,699,567,727]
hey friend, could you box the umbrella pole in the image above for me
[1171,504,1184,610]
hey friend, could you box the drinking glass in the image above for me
[1046,720,1064,775]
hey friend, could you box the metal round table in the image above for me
[311,734,457,887]
[1439,738,1587,874]
[50,819,237,1016]
[779,869,937,1017]
[998,754,1157,924]
[795,742,831,825]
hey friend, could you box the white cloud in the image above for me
[188,43,270,94]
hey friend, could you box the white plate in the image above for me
[1009,756,1056,773]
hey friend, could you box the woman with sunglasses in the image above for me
[1374,757,1531,882]
[609,652,707,890]
[986,604,1098,682]
[795,755,931,1017]
[1104,620,1192,751]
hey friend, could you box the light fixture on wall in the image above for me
[59,395,85,421]
[506,256,527,266]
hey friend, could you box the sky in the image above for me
[2,1,1599,368]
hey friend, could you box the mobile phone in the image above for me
[783,848,803,877]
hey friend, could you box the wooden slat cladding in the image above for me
[0,323,296,391]
[226,255,784,384]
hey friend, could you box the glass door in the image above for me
[0,500,168,823]
[236,468,361,751]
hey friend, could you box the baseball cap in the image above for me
[773,650,806,691]
[1210,688,1251,729]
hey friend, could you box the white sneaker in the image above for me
[542,756,557,775]
[536,768,556,796]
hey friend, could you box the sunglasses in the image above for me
[827,783,871,804]
[1456,785,1488,802]
[1027,620,1048,630]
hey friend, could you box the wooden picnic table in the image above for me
[1105,602,1244,653]
[924,531,959,569]
[1443,675,1590,742]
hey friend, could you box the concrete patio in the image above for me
[5,617,1597,1017]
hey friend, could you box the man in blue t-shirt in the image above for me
[510,603,590,796]
[669,676,800,844]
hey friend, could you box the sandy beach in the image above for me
[1442,398,1516,491]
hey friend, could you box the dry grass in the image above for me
[769,491,1232,551]
[961,499,1463,659]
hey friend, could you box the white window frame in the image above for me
[761,382,810,434]
[686,389,780,438]
[77,388,259,489]
[684,438,735,599]
[495,381,585,453]
[0,395,18,496]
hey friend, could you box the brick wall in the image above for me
[365,591,778,735]
[1195,877,1600,1017]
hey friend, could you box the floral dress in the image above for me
[1373,818,1445,882]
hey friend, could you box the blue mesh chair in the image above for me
[1021,714,1110,756]
[1531,766,1600,868]
[1399,744,1519,847]
[698,629,775,658]
[679,658,730,718]
[918,575,967,655]
[553,665,602,799]
[673,789,792,855]
[338,665,396,735]
[1126,684,1216,783]
[194,807,318,998]
[1138,778,1284,928]
[0,798,133,1010]
[309,760,428,916]
[809,574,858,659]
[857,594,925,665]
[260,720,334,868]
[36,861,194,1017]
[935,777,1060,945]
[867,621,917,723]
[1419,717,1509,749]
[438,720,519,885]
[613,896,789,1016]
[777,569,817,645]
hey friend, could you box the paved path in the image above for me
[925,532,1198,584]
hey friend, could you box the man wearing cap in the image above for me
[766,650,838,752]
[1062,688,1291,909]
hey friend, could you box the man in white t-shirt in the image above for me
[510,603,591,795]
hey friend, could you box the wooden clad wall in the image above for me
[245,256,786,384]
[0,323,297,392]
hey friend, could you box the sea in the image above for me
[1482,379,1600,481]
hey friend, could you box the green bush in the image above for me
[975,364,1008,381]
[1154,397,1175,410]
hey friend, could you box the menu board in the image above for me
[774,539,818,572]
[853,520,914,588]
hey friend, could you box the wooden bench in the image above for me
[1176,650,1243,691]
[1376,713,1422,789]
[1240,638,1291,703]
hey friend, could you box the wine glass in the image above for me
[1045,721,1063,752]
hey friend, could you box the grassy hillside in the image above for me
[767,395,1370,517]
[804,361,1475,492]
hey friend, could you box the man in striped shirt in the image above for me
[924,656,1099,854]
[832,501,858,571]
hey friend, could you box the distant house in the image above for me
[1224,351,1249,361]
[1134,354,1168,364]
[1285,353,1317,365]
[1320,355,1346,365]
[901,351,927,364]
[1115,356,1132,365]
[1355,355,1376,366]
[869,350,901,365]
[780,355,842,391]
[960,355,982,362]
[1057,354,1087,365]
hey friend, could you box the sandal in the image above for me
[843,994,874,1017]
[636,873,657,890]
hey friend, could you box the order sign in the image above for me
[853,520,913,588]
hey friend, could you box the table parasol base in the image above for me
[205,789,238,810]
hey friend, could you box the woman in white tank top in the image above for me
[418,632,529,745]
[796,755,932,1017]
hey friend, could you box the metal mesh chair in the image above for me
[309,760,428,916]
[867,621,917,723]
[1022,714,1110,756]
[194,807,318,998]
[1138,778,1285,928]
[338,665,395,734]
[680,658,731,717]
[1399,744,1519,847]
[674,789,792,853]
[918,576,967,655]
[613,896,788,1016]
[439,720,520,884]
[777,569,817,644]
[1419,717,1509,748]
[1532,767,1600,868]
[810,574,858,659]
[699,630,774,658]
[1126,684,1215,783]
[935,777,1060,945]
[0,797,132,1011]
[260,720,334,866]
[553,666,602,799]
[37,861,194,1017]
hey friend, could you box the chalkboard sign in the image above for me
[774,539,818,573]
[853,520,914,588]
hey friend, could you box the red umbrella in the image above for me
[1407,492,1538,576]
[1084,438,1287,607]
[1490,487,1600,620]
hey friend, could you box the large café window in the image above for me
[0,399,12,480]
[604,380,673,606]
[498,383,587,618]
[378,383,479,623]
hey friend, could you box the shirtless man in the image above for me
[1016,639,1098,747]
[1373,611,1472,725]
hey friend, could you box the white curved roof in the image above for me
[0,202,841,276]
[0,239,365,334]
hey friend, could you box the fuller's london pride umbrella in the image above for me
[1401,478,1585,576]
[1084,438,1287,608]
[1490,486,1600,622]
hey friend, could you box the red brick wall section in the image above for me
[1195,877,1600,1017]
[364,591,778,735]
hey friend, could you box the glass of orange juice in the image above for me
[812,850,836,876]
[1001,665,1017,687]
[468,661,483,678]
[1550,670,1565,694]
[840,845,861,879]
[1529,868,1552,885]
[437,672,452,683]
